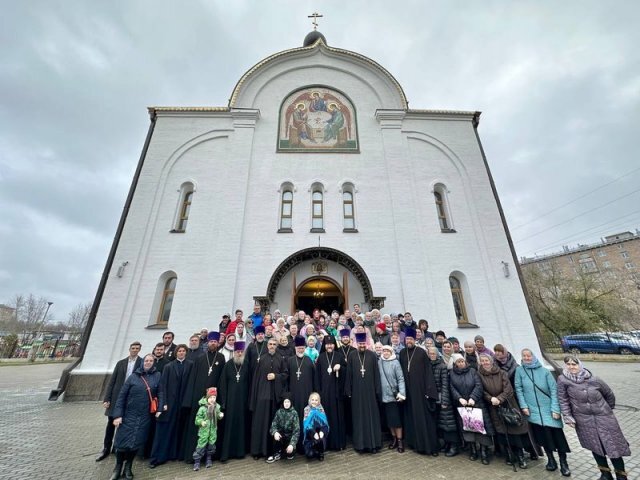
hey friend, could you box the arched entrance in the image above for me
[295,276,344,314]
[254,247,385,314]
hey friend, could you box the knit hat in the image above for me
[376,322,386,332]
[355,332,367,343]
[207,331,220,342]
[451,353,464,365]
[206,387,217,397]
[254,325,265,335]
[381,345,393,352]
[474,335,485,342]
[294,335,306,347]
[405,328,417,339]
[234,341,245,351]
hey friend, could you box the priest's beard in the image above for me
[296,352,304,358]
[233,355,245,366]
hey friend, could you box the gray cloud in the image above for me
[1,0,639,320]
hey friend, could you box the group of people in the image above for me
[98,305,632,480]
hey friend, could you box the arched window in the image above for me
[434,184,455,232]
[157,276,177,325]
[279,189,294,232]
[449,274,477,326]
[342,183,357,232]
[173,182,194,233]
[311,186,324,232]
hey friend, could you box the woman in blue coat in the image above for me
[111,354,161,480]
[515,349,571,476]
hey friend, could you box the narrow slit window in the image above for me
[312,190,323,230]
[157,277,177,325]
[449,276,468,325]
[280,190,293,230]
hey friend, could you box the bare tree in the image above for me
[67,302,92,333]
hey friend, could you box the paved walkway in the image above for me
[0,361,637,479]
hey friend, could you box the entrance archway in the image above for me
[295,276,343,314]
[255,247,386,314]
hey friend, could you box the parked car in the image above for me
[561,332,640,355]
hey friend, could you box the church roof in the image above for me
[228,35,409,109]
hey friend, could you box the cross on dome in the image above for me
[308,12,323,30]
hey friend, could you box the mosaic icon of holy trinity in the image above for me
[278,87,358,152]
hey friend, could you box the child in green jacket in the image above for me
[266,393,300,463]
[192,387,224,471]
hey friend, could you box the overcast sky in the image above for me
[1,1,639,322]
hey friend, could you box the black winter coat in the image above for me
[113,366,161,452]
[431,358,457,432]
[449,366,495,435]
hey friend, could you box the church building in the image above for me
[64,29,542,399]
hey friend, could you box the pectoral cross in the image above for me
[257,356,260,363]
[308,12,323,30]
[235,372,241,383]
[296,370,301,380]
[360,366,366,378]
[208,366,212,376]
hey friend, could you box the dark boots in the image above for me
[388,436,398,450]
[558,452,571,477]
[546,451,558,471]
[111,452,124,480]
[205,454,213,469]
[445,444,459,457]
[480,445,490,465]
[110,463,123,480]
[123,457,134,480]
[517,449,528,469]
[397,438,405,453]
[599,466,614,480]
[469,443,478,461]
[615,470,628,480]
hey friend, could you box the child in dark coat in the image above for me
[303,392,330,460]
[266,393,300,463]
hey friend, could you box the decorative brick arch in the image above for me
[262,247,385,309]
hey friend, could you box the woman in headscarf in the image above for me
[428,347,460,457]
[449,353,494,465]
[557,355,630,480]
[378,344,406,452]
[302,392,330,460]
[515,348,571,476]
[478,353,531,469]
[441,340,454,370]
[463,340,479,370]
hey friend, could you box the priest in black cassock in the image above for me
[180,331,226,462]
[249,337,288,459]
[399,328,440,456]
[345,332,382,453]
[218,340,250,462]
[149,344,193,467]
[287,336,316,452]
[245,326,267,378]
[336,328,354,438]
[316,335,346,450]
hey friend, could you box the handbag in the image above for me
[496,405,524,427]
[141,376,159,414]
[457,406,486,434]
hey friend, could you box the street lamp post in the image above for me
[29,301,53,362]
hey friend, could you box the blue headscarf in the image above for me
[520,348,541,369]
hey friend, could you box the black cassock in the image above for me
[345,349,382,451]
[336,344,355,436]
[150,358,193,464]
[399,346,439,454]
[245,340,267,382]
[316,351,346,450]
[287,355,316,451]
[180,350,226,461]
[249,352,288,457]
[218,358,250,462]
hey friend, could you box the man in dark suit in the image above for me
[96,341,142,461]
[162,331,177,360]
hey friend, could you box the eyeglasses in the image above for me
[566,362,579,366]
